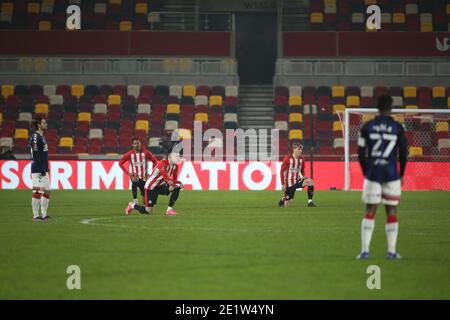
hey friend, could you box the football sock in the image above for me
[386,215,399,254]
[132,204,148,214]
[307,186,314,200]
[32,193,41,218]
[168,187,180,207]
[40,194,50,217]
[133,198,138,205]
[132,183,138,200]
[361,213,375,253]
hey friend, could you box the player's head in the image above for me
[377,94,393,115]
[291,142,303,156]
[131,137,141,152]
[32,117,47,132]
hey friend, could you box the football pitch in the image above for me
[0,190,449,299]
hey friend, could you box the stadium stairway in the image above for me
[237,85,274,160]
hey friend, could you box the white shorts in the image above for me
[32,173,51,193]
[362,179,401,206]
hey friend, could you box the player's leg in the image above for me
[357,179,381,259]
[137,179,146,204]
[302,178,316,207]
[167,185,181,215]
[126,189,154,214]
[382,180,402,259]
[40,173,51,219]
[31,173,42,220]
[131,180,139,204]
[284,186,296,207]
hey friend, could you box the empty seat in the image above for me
[127,85,140,98]
[167,104,180,114]
[210,95,223,106]
[436,122,449,132]
[404,86,417,98]
[71,84,84,99]
[332,104,345,114]
[1,84,14,99]
[15,129,29,139]
[289,129,303,140]
[137,103,151,114]
[225,86,238,97]
[194,113,208,122]
[183,85,196,97]
[289,96,302,106]
[108,95,121,105]
[78,112,92,122]
[18,112,32,123]
[35,103,49,115]
[88,129,103,140]
[94,103,107,114]
[195,95,208,106]
[332,86,345,97]
[432,86,445,98]
[164,120,178,131]
[289,113,303,123]
[275,121,288,131]
[409,146,423,156]
[169,85,182,99]
[58,137,74,148]
[347,96,360,107]
[135,120,149,133]
[119,21,132,31]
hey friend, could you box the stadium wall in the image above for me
[0,31,231,56]
[1,160,449,191]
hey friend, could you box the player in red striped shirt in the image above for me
[125,143,183,216]
[278,142,316,207]
[119,137,158,205]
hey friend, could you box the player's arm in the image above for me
[398,124,408,178]
[145,149,158,166]
[357,125,368,175]
[119,151,132,176]
[157,161,174,185]
[171,165,184,188]
[280,157,289,188]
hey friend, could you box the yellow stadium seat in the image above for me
[167,104,180,114]
[108,95,121,105]
[393,13,406,24]
[27,2,40,14]
[405,105,418,109]
[310,13,323,24]
[332,86,345,97]
[59,137,74,148]
[1,2,14,14]
[289,130,303,140]
[195,113,208,122]
[289,113,303,123]
[71,84,84,98]
[324,0,336,5]
[183,85,196,97]
[35,103,49,115]
[177,129,192,140]
[135,120,149,133]
[333,121,342,132]
[333,104,346,114]
[109,0,122,5]
[15,129,29,139]
[42,0,55,5]
[448,97,450,108]
[436,122,449,132]
[34,58,46,72]
[432,86,445,98]
[447,4,450,15]
[409,147,423,156]
[362,114,375,122]
[77,112,92,122]
[392,115,405,124]
[347,96,360,106]
[135,3,148,14]
[210,95,223,106]
[119,21,132,31]
[38,21,51,31]
[1,84,14,99]
[404,86,417,98]
[289,96,302,106]
[364,0,377,5]
[421,22,433,32]
[0,112,3,126]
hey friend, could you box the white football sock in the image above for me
[361,217,375,253]
[40,196,49,217]
[308,199,313,204]
[32,197,40,218]
[133,199,138,204]
[386,222,399,254]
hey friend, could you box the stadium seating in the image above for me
[0,83,238,155]
[273,84,450,155]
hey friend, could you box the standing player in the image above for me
[119,137,158,205]
[278,142,316,208]
[29,117,51,221]
[356,95,407,260]
[125,143,183,216]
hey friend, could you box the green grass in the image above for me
[0,190,449,299]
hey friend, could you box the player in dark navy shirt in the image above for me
[29,117,51,221]
[356,95,408,260]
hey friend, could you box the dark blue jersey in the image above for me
[29,131,49,174]
[358,115,408,183]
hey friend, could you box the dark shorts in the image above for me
[132,178,146,196]
[144,185,172,207]
[285,179,305,200]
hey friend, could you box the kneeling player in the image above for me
[356,95,407,260]
[278,142,316,208]
[125,148,183,216]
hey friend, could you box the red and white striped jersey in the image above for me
[119,149,158,180]
[144,159,179,190]
[280,155,306,187]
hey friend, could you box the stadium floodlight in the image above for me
[339,108,450,191]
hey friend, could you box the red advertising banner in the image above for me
[0,31,231,56]
[283,32,450,57]
[1,160,449,191]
